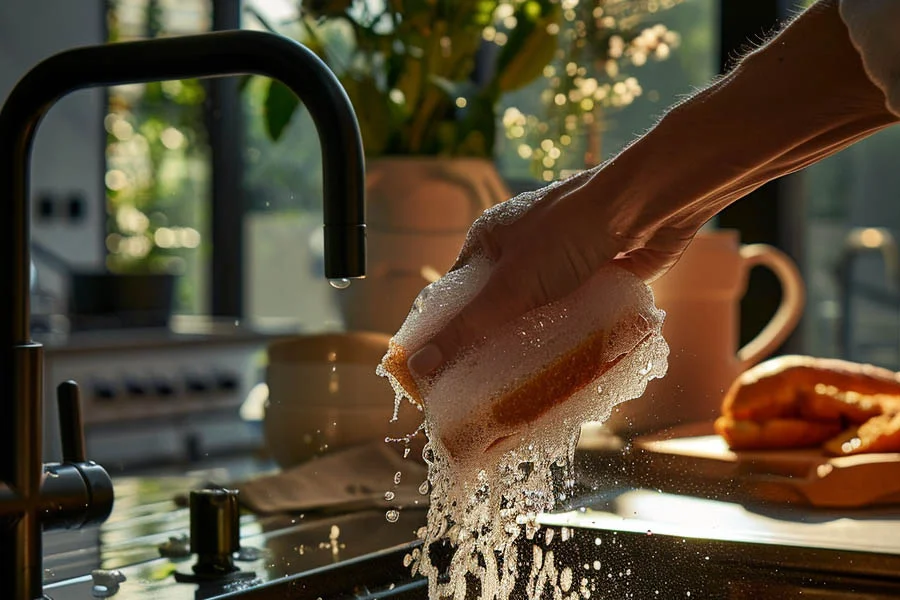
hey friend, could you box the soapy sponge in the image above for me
[379,258,669,462]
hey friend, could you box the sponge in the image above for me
[379,258,669,463]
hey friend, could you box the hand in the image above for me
[406,0,900,380]
[405,167,702,379]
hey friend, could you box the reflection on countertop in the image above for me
[44,456,428,600]
[42,448,900,599]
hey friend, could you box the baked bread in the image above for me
[823,412,900,455]
[715,355,900,453]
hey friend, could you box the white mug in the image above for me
[603,229,805,434]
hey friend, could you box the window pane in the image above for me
[496,0,717,185]
[105,0,212,315]
[240,0,719,330]
[802,127,900,367]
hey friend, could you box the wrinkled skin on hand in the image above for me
[405,170,698,379]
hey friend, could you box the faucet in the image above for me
[0,30,367,600]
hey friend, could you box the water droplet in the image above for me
[385,509,400,523]
[394,471,402,485]
[403,447,410,458]
[328,278,351,289]
[384,491,395,501]
[235,546,263,561]
[418,481,429,495]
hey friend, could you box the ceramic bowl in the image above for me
[263,332,424,467]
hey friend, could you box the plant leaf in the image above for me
[264,79,301,141]
[341,76,392,155]
[429,75,479,102]
[494,0,561,93]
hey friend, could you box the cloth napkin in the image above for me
[238,442,430,515]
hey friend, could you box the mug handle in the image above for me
[736,244,806,369]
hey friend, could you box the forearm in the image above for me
[596,0,899,240]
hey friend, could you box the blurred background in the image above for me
[4,0,900,470]
[7,0,897,365]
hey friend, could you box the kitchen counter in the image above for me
[42,450,900,599]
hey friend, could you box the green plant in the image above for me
[104,0,211,312]
[254,0,683,168]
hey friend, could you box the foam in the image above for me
[377,247,669,600]
[383,259,666,460]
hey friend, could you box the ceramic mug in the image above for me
[603,229,805,434]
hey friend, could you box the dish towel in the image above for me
[238,442,430,515]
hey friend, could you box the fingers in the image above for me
[449,173,597,273]
[613,249,679,283]
[613,227,698,283]
[408,170,616,379]
[407,262,532,379]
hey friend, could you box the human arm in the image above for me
[407,0,900,378]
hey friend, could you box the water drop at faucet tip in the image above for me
[329,278,352,289]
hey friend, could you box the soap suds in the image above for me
[378,251,667,600]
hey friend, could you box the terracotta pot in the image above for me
[338,157,509,334]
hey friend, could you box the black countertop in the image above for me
[41,450,900,599]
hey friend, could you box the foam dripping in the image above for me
[377,254,668,600]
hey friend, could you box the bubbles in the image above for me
[381,262,667,464]
[559,566,574,592]
[385,509,400,523]
[90,569,125,597]
[393,471,402,485]
[384,491,395,501]
[375,247,670,600]
[328,278,351,289]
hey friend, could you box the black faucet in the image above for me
[0,30,366,599]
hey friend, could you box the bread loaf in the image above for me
[715,355,900,454]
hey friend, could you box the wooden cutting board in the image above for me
[632,422,900,509]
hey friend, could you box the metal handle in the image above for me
[57,380,86,463]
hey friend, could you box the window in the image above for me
[240,0,719,330]
[104,1,719,330]
[105,0,212,315]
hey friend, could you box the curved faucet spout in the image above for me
[0,28,366,344]
[0,30,365,600]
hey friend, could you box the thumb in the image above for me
[407,265,528,379]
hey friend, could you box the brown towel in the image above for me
[238,443,429,515]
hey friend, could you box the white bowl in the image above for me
[264,404,424,468]
[264,332,424,467]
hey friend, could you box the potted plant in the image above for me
[249,0,684,332]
